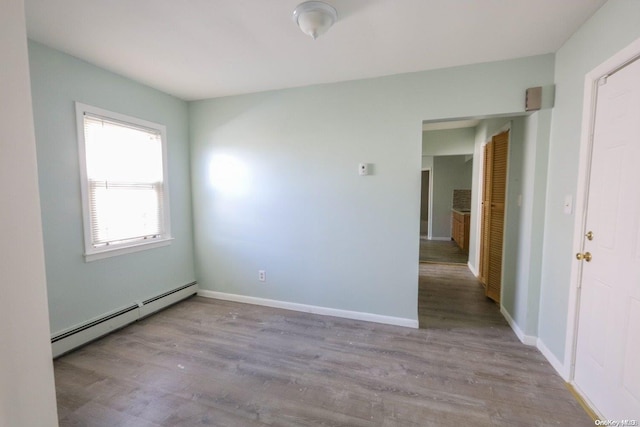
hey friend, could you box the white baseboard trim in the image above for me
[500,306,537,346]
[568,380,604,419]
[499,307,571,381]
[536,338,569,380]
[197,290,419,329]
[429,237,452,241]
[467,261,479,278]
[498,306,571,382]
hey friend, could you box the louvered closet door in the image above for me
[485,131,509,302]
[479,141,493,286]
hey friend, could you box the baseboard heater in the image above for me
[51,282,197,358]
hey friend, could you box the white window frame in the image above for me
[76,102,172,261]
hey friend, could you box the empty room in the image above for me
[2,0,640,425]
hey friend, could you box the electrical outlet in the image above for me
[258,270,266,282]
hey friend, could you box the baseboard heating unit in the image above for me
[51,282,197,358]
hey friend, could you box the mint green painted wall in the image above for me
[422,128,475,156]
[467,114,550,339]
[517,110,551,336]
[539,0,640,363]
[501,117,525,321]
[423,127,475,240]
[421,155,434,170]
[527,110,551,333]
[28,41,196,334]
[431,156,473,239]
[501,113,550,337]
[190,55,554,321]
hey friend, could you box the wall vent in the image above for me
[525,86,542,111]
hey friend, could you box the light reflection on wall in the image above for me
[208,154,250,196]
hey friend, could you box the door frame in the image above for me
[565,36,640,397]
[420,167,433,239]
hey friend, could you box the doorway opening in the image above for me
[419,155,472,264]
[419,169,430,239]
[418,113,536,331]
[420,121,476,265]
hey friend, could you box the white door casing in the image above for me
[572,54,640,419]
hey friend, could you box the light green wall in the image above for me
[501,117,526,321]
[526,110,551,333]
[467,114,550,340]
[538,0,640,364]
[421,155,434,170]
[28,41,196,334]
[514,110,551,336]
[431,156,473,239]
[500,113,550,337]
[423,127,475,239]
[190,54,554,322]
[422,127,475,156]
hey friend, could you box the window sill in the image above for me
[84,237,173,262]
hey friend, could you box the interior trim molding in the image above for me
[467,261,479,278]
[537,338,569,381]
[197,290,419,329]
[565,382,600,421]
[428,237,452,241]
[497,301,574,385]
[500,306,537,346]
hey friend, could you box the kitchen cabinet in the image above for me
[451,210,470,253]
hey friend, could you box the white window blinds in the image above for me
[83,114,165,247]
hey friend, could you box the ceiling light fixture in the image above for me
[293,1,338,40]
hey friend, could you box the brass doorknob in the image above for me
[576,252,592,262]
[585,231,594,241]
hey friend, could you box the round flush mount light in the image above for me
[293,1,338,40]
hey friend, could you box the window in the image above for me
[76,103,171,261]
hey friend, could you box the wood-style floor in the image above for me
[54,264,591,426]
[419,238,468,264]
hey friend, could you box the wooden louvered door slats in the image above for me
[479,142,493,286]
[480,131,509,303]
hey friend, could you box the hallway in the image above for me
[417,263,591,424]
[419,238,468,264]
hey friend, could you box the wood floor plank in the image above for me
[420,238,469,264]
[54,263,591,426]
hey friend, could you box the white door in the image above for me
[574,56,640,418]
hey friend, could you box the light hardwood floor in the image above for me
[419,238,468,264]
[55,264,591,426]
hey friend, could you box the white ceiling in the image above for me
[25,0,606,101]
